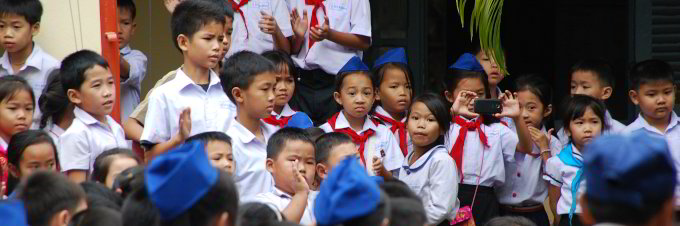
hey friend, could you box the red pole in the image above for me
[99,0,121,123]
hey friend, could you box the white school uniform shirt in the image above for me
[272,104,296,119]
[444,118,518,187]
[397,145,459,225]
[319,111,404,174]
[58,107,128,172]
[289,0,372,75]
[0,44,60,128]
[44,121,66,149]
[557,110,624,149]
[228,120,279,202]
[373,106,412,154]
[120,45,148,121]
[496,127,561,206]
[140,68,236,144]
[252,188,318,224]
[225,0,293,58]
[543,143,585,215]
[622,112,680,206]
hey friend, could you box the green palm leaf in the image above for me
[456,0,508,75]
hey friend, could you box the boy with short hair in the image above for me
[224,0,292,57]
[117,0,148,121]
[59,50,128,183]
[15,171,87,226]
[222,51,278,201]
[253,127,317,224]
[314,132,359,182]
[0,0,60,128]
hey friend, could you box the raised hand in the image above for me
[177,108,192,141]
[292,160,310,194]
[309,16,330,41]
[290,8,308,38]
[529,127,553,151]
[259,11,280,35]
[164,0,184,13]
[494,90,520,118]
[450,91,480,118]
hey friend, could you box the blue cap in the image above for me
[145,141,219,220]
[449,53,484,72]
[373,48,407,69]
[314,156,381,225]
[285,112,314,129]
[583,130,677,207]
[338,56,370,74]
[0,200,28,226]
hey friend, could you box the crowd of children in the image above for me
[0,0,678,226]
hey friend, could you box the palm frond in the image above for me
[456,0,508,75]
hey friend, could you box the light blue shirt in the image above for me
[120,45,148,121]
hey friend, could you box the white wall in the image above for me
[35,0,102,60]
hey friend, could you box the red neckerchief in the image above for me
[229,0,250,39]
[262,115,293,128]
[450,116,489,179]
[305,0,327,50]
[328,112,377,168]
[373,113,407,156]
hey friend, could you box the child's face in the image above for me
[267,140,316,195]
[0,90,33,140]
[629,81,676,121]
[0,13,39,53]
[407,102,441,148]
[318,142,359,180]
[517,90,551,129]
[222,16,233,55]
[566,107,603,149]
[181,21,225,70]
[273,64,295,109]
[376,68,412,115]
[334,73,375,119]
[446,77,486,113]
[236,72,276,119]
[570,70,611,100]
[475,50,503,86]
[14,142,56,180]
[105,156,138,188]
[117,8,136,49]
[206,140,234,174]
[68,65,115,120]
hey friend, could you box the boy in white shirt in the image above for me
[58,50,128,183]
[225,0,292,57]
[117,0,148,121]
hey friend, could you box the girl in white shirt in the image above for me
[38,71,74,146]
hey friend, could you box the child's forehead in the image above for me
[639,80,675,91]
[194,21,226,34]
[0,13,29,23]
[571,70,602,83]
[342,72,373,88]
[83,65,112,80]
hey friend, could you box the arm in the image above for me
[59,127,93,183]
[147,108,191,160]
[123,118,144,142]
[273,25,291,54]
[424,156,459,224]
[309,17,370,50]
[66,170,88,184]
[282,161,311,223]
[548,184,561,225]
[120,56,131,80]
[290,8,308,54]
[120,51,148,85]
[260,9,292,54]
[494,91,533,154]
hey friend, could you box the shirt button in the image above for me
[512,192,517,197]
[517,172,521,177]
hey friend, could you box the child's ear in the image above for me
[265,158,274,173]
[374,88,381,101]
[30,22,40,37]
[628,90,640,105]
[8,163,19,178]
[51,209,70,226]
[444,90,454,103]
[66,89,82,105]
[131,22,137,35]
[177,34,190,52]
[232,87,245,104]
[316,163,328,180]
[600,86,613,100]
[543,104,553,118]
[333,91,343,106]
[213,212,230,226]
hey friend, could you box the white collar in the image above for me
[73,107,107,126]
[120,45,132,55]
[231,119,277,144]
[374,106,406,123]
[272,104,296,119]
[0,43,44,73]
[48,122,66,136]
[571,143,583,161]
[631,112,680,135]
[173,67,221,91]
[272,187,293,199]
[333,111,377,134]
[403,145,445,170]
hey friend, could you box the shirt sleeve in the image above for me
[129,71,176,124]
[549,135,562,157]
[139,90,171,144]
[381,129,405,172]
[424,154,459,224]
[121,50,148,88]
[273,0,293,37]
[543,156,563,186]
[58,128,91,172]
[349,0,372,38]
[500,125,518,163]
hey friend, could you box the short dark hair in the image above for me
[314,132,353,164]
[408,92,450,147]
[39,70,70,129]
[0,0,42,25]
[186,131,232,146]
[304,127,325,143]
[238,202,284,226]
[162,171,239,226]
[0,75,35,109]
[60,50,110,92]
[585,195,670,225]
[515,74,553,127]
[484,216,537,226]
[16,171,86,226]
[262,50,299,81]
[112,165,145,199]
[170,0,226,52]
[629,59,676,91]
[388,198,426,226]
[220,51,276,103]
[91,148,140,184]
[373,63,413,91]
[335,71,373,92]
[267,127,315,159]
[117,0,136,20]
[80,181,123,210]
[444,69,490,97]
[343,190,391,226]
[569,59,616,89]
[561,94,608,134]
[7,130,58,171]
[121,182,161,226]
[69,207,123,226]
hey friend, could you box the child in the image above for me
[239,202,285,225]
[221,51,278,201]
[557,59,625,147]
[372,47,413,156]
[186,131,235,174]
[622,59,679,206]
[496,74,561,225]
[0,0,60,128]
[69,206,123,226]
[6,130,58,196]
[225,0,292,56]
[38,70,74,146]
[253,127,317,224]
[474,47,505,99]
[140,0,236,159]
[319,56,404,178]
[581,132,676,226]
[288,0,372,125]
[91,148,140,188]
[15,171,87,226]
[261,50,312,127]
[314,132,359,181]
[543,95,607,226]
[145,141,239,226]
[389,198,428,226]
[0,76,35,196]
[117,0,148,121]
[445,53,532,225]
[397,92,459,225]
[59,50,128,183]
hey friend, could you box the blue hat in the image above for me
[373,48,408,69]
[338,56,370,74]
[449,53,484,72]
[583,130,677,207]
[285,112,314,129]
[314,156,381,225]
[0,200,28,226]
[145,141,219,220]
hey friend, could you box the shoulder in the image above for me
[431,148,454,164]
[128,49,148,58]
[61,119,89,138]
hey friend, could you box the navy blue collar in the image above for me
[402,145,445,175]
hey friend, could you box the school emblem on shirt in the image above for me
[380,149,386,158]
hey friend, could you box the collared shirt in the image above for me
[373,106,412,153]
[496,127,561,206]
[543,144,585,215]
[225,0,293,58]
[252,188,318,225]
[622,112,680,206]
[397,145,459,225]
[271,104,296,119]
[319,111,404,174]
[444,118,518,187]
[557,110,625,149]
[289,0,372,75]
[44,121,66,149]
[0,44,60,128]
[140,68,236,144]
[120,45,148,121]
[58,107,128,172]
[129,70,177,125]
[228,119,279,202]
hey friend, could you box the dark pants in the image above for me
[558,214,583,226]
[500,205,551,226]
[458,184,500,225]
[290,68,339,126]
